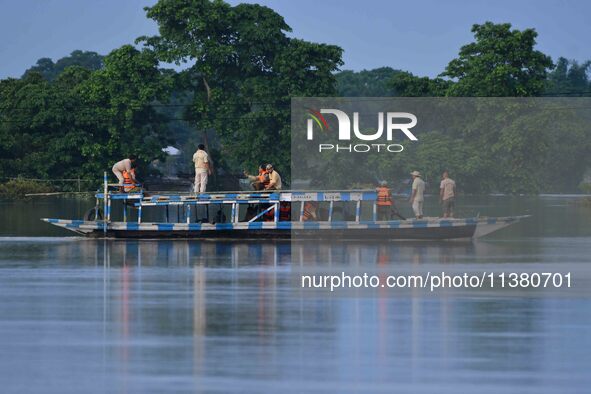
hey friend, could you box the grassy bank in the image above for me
[0,179,55,199]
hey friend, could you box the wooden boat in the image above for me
[42,174,528,240]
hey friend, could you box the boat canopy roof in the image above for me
[96,190,379,203]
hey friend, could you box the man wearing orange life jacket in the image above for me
[263,201,291,222]
[279,202,291,221]
[376,181,406,220]
[112,155,137,186]
[244,165,270,190]
[122,168,137,192]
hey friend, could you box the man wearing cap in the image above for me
[409,170,425,219]
[265,164,282,190]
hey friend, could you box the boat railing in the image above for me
[95,171,382,227]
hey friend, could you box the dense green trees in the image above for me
[546,57,591,96]
[441,22,553,96]
[1,2,590,194]
[333,22,590,193]
[23,50,104,81]
[0,46,172,182]
[138,0,342,175]
[335,67,402,96]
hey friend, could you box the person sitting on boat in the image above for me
[264,164,282,190]
[244,164,270,190]
[376,181,406,220]
[409,170,425,219]
[193,144,212,193]
[122,167,139,192]
[112,155,137,186]
[302,201,318,221]
[279,202,291,221]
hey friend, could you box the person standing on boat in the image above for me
[376,181,393,220]
[439,170,456,218]
[112,155,137,185]
[376,181,406,220]
[409,171,425,219]
[264,164,282,190]
[193,144,212,193]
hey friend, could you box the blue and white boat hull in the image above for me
[42,216,528,240]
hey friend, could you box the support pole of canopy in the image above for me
[103,171,107,235]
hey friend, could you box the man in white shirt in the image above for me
[264,164,282,190]
[112,155,137,185]
[439,170,456,218]
[193,144,212,193]
[409,170,425,219]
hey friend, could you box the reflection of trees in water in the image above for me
[292,241,477,267]
[49,239,548,379]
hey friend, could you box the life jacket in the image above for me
[263,204,275,222]
[302,202,318,221]
[376,186,393,206]
[279,202,291,221]
[257,169,270,186]
[122,169,136,192]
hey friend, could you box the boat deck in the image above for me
[42,174,530,239]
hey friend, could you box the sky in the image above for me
[0,0,589,79]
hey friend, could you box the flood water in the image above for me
[0,195,590,393]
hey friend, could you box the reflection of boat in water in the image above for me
[43,175,528,240]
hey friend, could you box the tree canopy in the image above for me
[441,22,554,96]
[23,50,104,81]
[0,46,172,181]
[137,0,343,177]
[1,6,590,194]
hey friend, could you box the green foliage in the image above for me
[0,45,173,183]
[441,22,553,96]
[335,67,402,96]
[389,71,452,97]
[1,8,590,195]
[0,178,54,199]
[545,57,591,96]
[139,0,343,180]
[23,50,104,81]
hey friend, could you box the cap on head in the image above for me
[266,164,273,170]
[380,180,388,186]
[410,170,421,177]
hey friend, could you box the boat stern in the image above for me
[42,218,101,235]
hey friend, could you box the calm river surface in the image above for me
[0,195,590,393]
